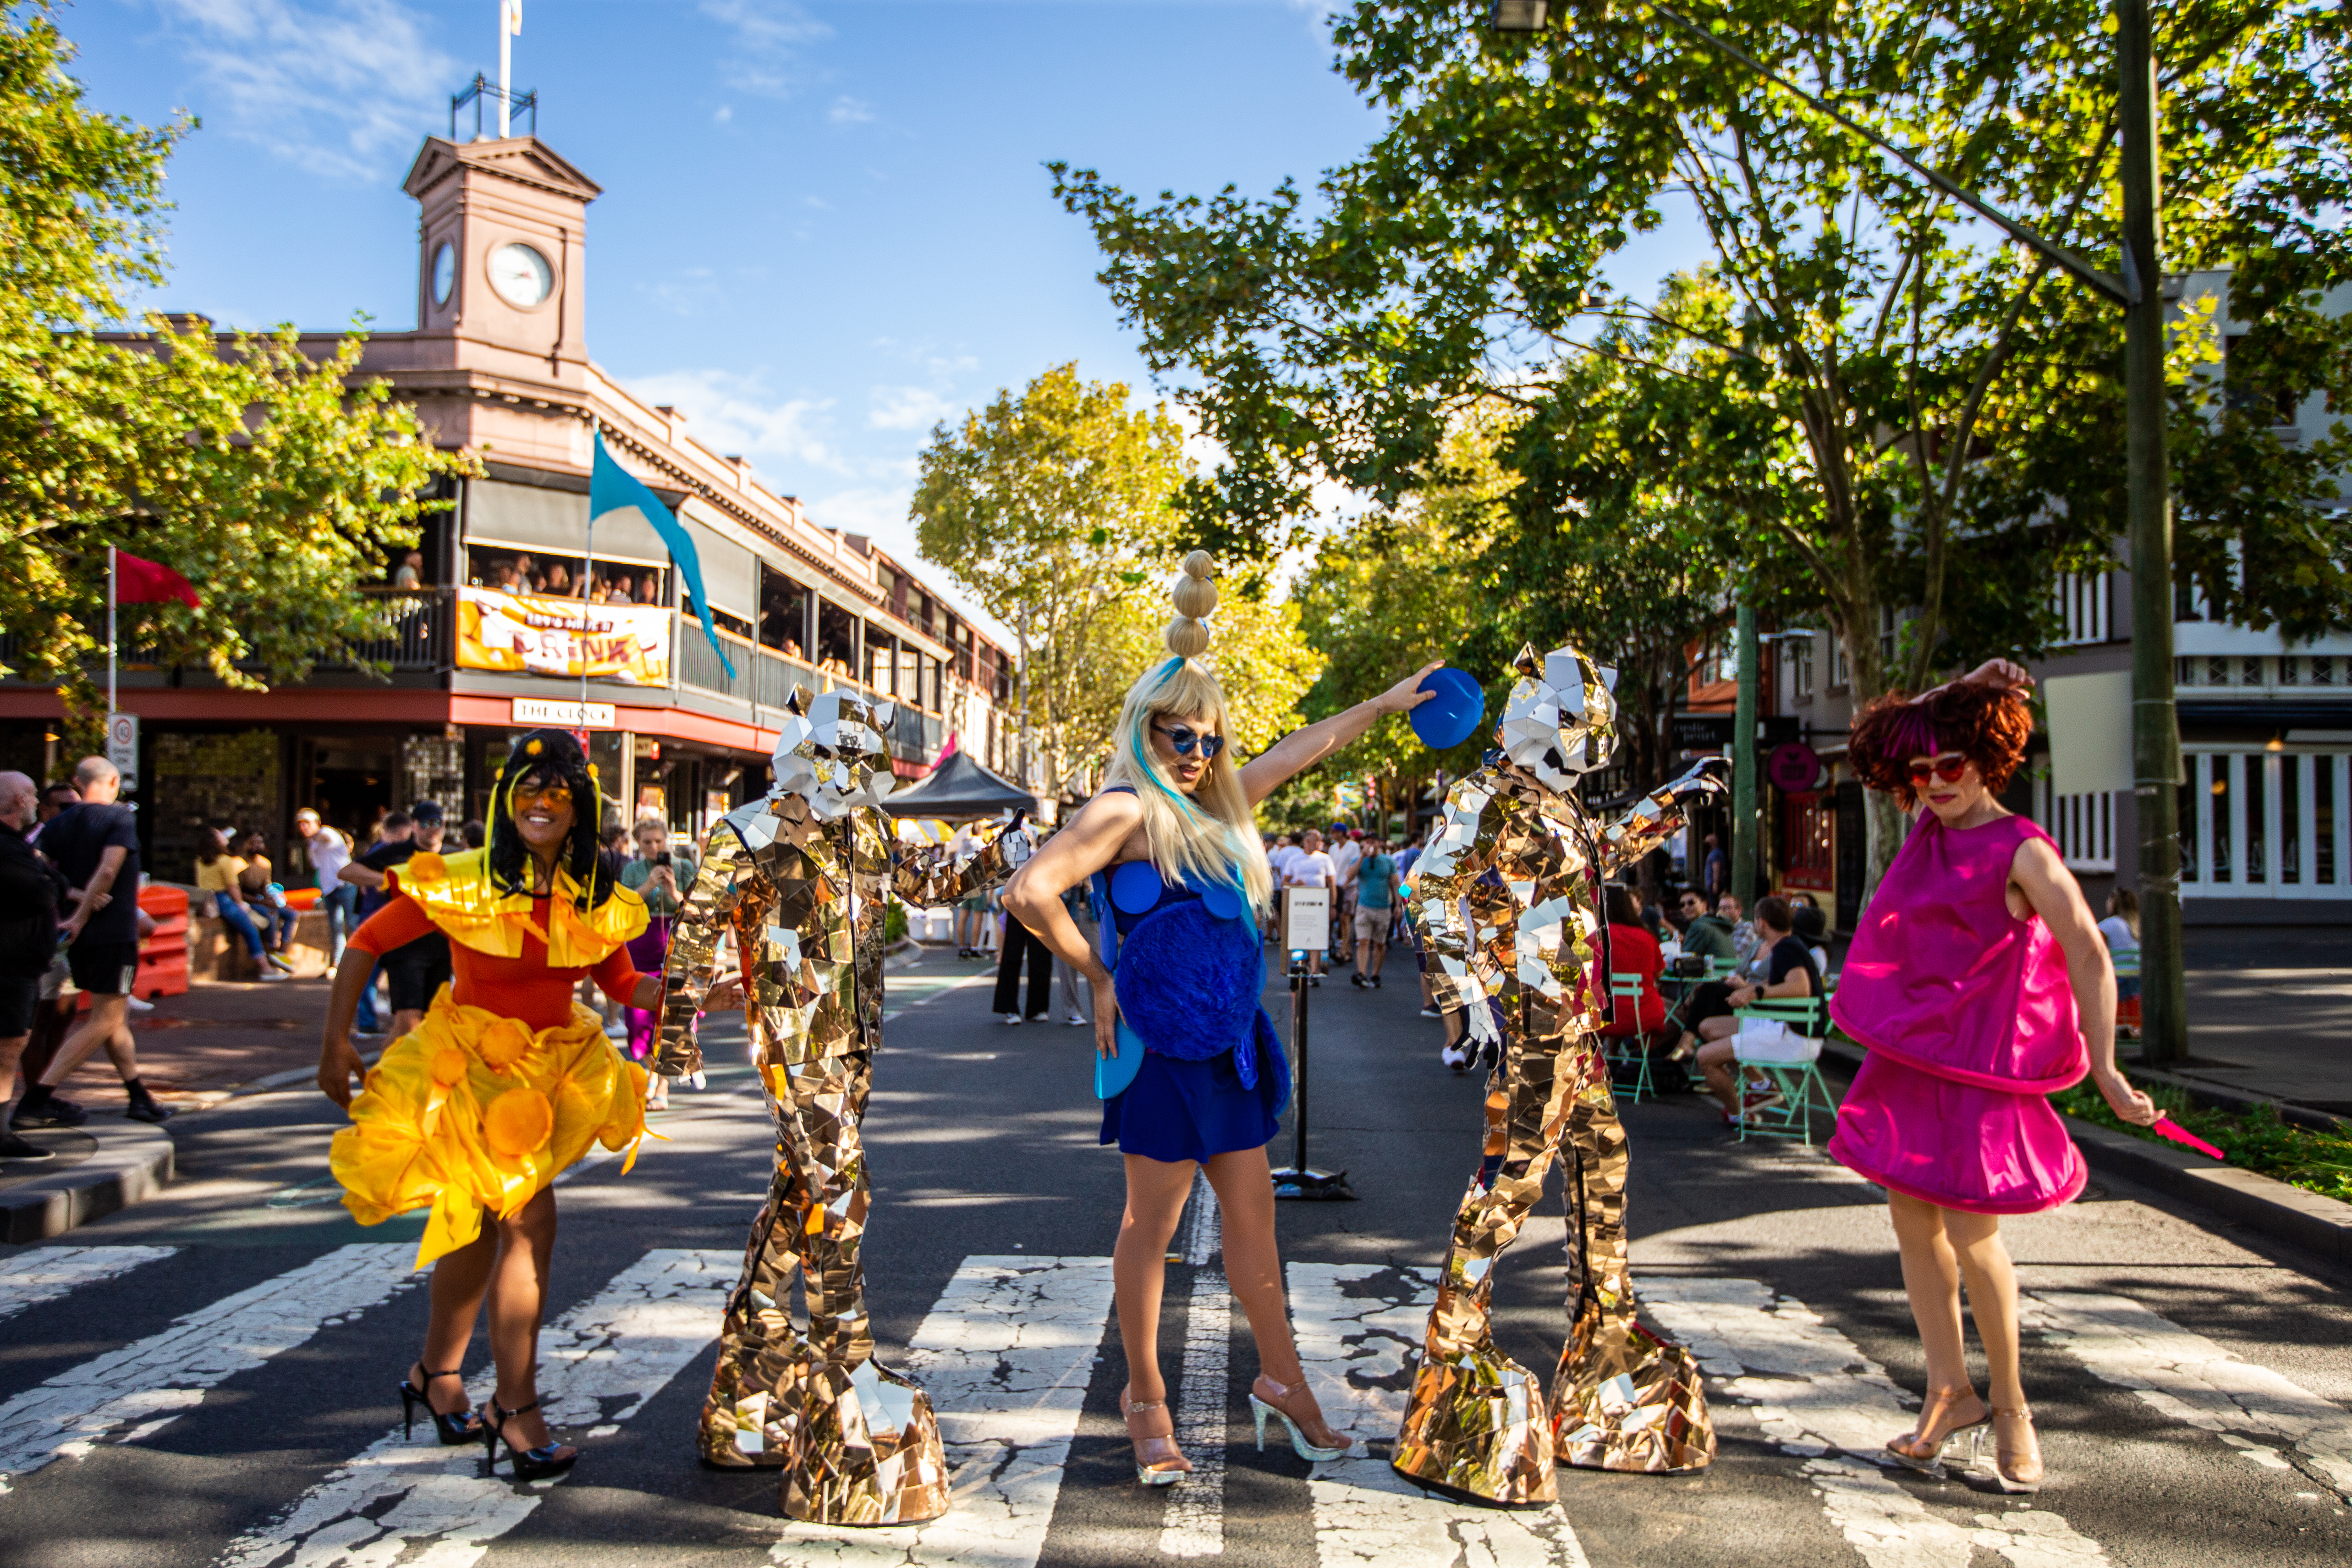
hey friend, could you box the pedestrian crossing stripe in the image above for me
[0,1243,418,1495]
[0,1245,178,1326]
[0,1241,2347,1564]
[220,1249,737,1568]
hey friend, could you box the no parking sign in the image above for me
[106,712,138,791]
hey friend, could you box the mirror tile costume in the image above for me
[655,688,1025,1526]
[1397,644,1724,1504]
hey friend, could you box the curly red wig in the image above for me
[1848,681,2033,809]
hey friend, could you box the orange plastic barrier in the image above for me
[134,883,191,1000]
[286,886,322,911]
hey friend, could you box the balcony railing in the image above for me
[0,588,452,684]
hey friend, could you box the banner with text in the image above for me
[456,587,671,683]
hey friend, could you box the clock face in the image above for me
[487,242,553,308]
[429,241,455,306]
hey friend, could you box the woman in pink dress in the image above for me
[1830,660,2156,1493]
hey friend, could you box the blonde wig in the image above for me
[1100,552,1274,908]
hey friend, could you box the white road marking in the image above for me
[770,1254,1119,1567]
[2024,1288,2352,1501]
[0,1244,418,1494]
[218,1248,735,1568]
[1162,1174,1228,1557]
[1286,1261,1589,1568]
[1643,1277,2108,1568]
[0,1245,178,1325]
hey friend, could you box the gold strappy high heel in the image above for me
[1987,1404,2044,1492]
[1121,1386,1192,1486]
[1250,1374,1347,1461]
[1885,1385,1989,1476]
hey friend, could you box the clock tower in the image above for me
[401,135,601,389]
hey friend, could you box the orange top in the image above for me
[351,893,645,1032]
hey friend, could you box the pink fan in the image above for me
[2151,1115,2225,1161]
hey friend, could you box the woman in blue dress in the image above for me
[1004,552,1438,1485]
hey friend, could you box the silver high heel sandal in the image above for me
[1121,1386,1191,1486]
[1250,1374,1347,1462]
[1885,1384,1990,1477]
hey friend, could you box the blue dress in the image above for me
[1097,866,1291,1165]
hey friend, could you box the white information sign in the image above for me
[1280,885,1330,955]
[511,698,617,729]
[106,712,138,791]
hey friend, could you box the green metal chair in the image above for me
[1731,994,1839,1146]
[1604,972,1656,1102]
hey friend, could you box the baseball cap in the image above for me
[410,801,446,827]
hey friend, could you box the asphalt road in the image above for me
[2,948,2348,1568]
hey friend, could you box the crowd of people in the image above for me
[0,757,178,1157]
[463,548,669,607]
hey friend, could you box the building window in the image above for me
[2182,751,2352,897]
[2051,571,2110,646]
[2036,781,2116,872]
[1790,638,1814,703]
[1830,634,1849,692]
[1782,794,1835,891]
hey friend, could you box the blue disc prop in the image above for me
[1198,881,1245,922]
[1110,860,1165,914]
[1410,666,1487,751]
[1095,1020,1149,1100]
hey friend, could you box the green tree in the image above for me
[1055,0,2352,882]
[1,3,473,718]
[911,363,1192,796]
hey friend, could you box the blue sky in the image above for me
[65,0,1703,626]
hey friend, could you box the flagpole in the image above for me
[108,544,117,722]
[582,414,597,729]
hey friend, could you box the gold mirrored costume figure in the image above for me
[1395,644,1724,1506]
[655,688,1027,1526]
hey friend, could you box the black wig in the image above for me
[486,728,615,909]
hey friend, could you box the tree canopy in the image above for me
[0,2,470,720]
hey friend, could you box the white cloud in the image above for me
[700,0,830,98]
[713,104,733,123]
[148,0,457,181]
[868,385,960,432]
[827,95,874,126]
[627,367,851,477]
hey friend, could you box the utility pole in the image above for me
[1731,602,1758,905]
[2118,0,2187,1066]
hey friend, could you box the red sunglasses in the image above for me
[1907,755,1970,786]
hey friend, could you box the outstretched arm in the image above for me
[892,814,1031,907]
[1237,662,1444,806]
[653,826,752,1080]
[1594,758,1729,877]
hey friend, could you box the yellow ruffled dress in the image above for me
[330,850,653,1267]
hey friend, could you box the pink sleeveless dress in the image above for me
[1828,814,2089,1214]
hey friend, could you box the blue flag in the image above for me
[589,432,735,679]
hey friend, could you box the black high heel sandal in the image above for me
[398,1366,480,1445]
[481,1397,579,1481]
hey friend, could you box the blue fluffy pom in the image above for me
[1115,900,1265,1075]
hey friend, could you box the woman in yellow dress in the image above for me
[316,730,733,1478]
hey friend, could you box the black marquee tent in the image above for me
[883,748,1037,820]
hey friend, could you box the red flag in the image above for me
[936,731,960,762]
[115,550,200,608]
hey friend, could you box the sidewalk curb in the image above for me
[1,1121,175,1244]
[1819,1039,2352,1266]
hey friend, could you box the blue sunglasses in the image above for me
[1154,722,1225,759]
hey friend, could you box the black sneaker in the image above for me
[14,1095,88,1128]
[1350,973,1367,989]
[0,1130,56,1160]
[126,1097,176,1125]
[1371,975,1382,989]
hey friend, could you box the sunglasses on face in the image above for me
[1907,755,1970,786]
[511,780,573,808]
[1154,723,1225,760]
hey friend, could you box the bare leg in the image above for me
[416,1225,499,1419]
[1203,1145,1339,1448]
[0,1033,26,1110]
[1696,1038,1738,1112]
[1115,1153,1198,1405]
[42,995,130,1088]
[1366,938,1386,979]
[1942,1208,2039,1481]
[1885,1192,1991,1458]
[478,1188,568,1454]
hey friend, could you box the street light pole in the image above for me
[1731,601,1758,905]
[2118,0,2187,1067]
